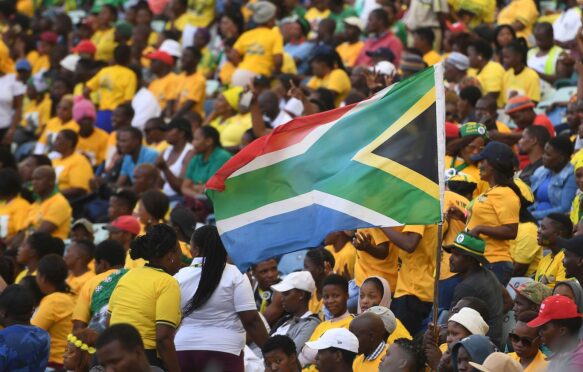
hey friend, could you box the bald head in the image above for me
[133,163,160,194]
[32,166,56,197]
[349,312,386,355]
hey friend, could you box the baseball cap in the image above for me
[515,282,552,305]
[147,50,174,66]
[470,141,516,165]
[40,31,58,44]
[365,47,395,63]
[160,39,182,58]
[469,352,522,372]
[72,40,97,55]
[248,1,277,24]
[366,306,397,334]
[272,271,316,293]
[459,122,488,138]
[344,16,365,32]
[72,218,94,234]
[400,53,426,73]
[169,207,197,241]
[527,295,583,327]
[15,59,31,72]
[445,52,469,71]
[60,54,81,72]
[305,328,359,353]
[104,215,141,236]
[505,96,535,114]
[371,61,396,76]
[449,307,489,336]
[443,232,489,266]
[557,235,583,257]
[448,172,477,184]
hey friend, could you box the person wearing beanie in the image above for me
[450,335,496,372]
[74,96,109,167]
[230,1,283,86]
[51,129,94,199]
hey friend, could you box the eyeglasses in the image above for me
[509,332,538,347]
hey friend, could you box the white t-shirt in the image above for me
[0,74,25,129]
[131,87,161,130]
[161,143,193,196]
[553,7,582,43]
[527,53,549,74]
[174,259,257,355]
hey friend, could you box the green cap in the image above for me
[460,122,488,138]
[444,232,489,265]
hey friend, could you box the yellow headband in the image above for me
[67,334,96,354]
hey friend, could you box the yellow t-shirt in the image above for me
[148,72,179,110]
[27,50,50,75]
[91,28,117,62]
[38,118,79,147]
[306,69,352,107]
[108,266,181,349]
[508,350,548,372]
[77,127,110,166]
[305,7,331,24]
[168,12,200,32]
[0,196,31,239]
[147,140,169,155]
[187,0,215,27]
[570,194,583,226]
[354,228,398,293]
[423,50,443,66]
[534,250,567,288]
[282,52,298,75]
[52,152,94,192]
[22,94,51,134]
[466,186,520,263]
[468,61,505,107]
[510,222,542,277]
[219,61,236,85]
[73,268,118,323]
[309,315,353,342]
[441,191,470,280]
[24,192,72,240]
[218,113,252,148]
[31,292,74,364]
[388,319,412,344]
[234,27,284,76]
[174,71,206,116]
[124,250,148,269]
[502,67,541,104]
[67,270,96,300]
[325,242,357,279]
[86,65,137,111]
[352,342,388,372]
[394,225,438,303]
[309,292,324,319]
[336,41,364,68]
[497,0,539,39]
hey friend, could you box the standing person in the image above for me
[84,45,137,133]
[0,50,24,146]
[31,254,74,370]
[231,1,283,86]
[535,213,573,288]
[261,335,301,372]
[355,9,403,67]
[527,295,583,370]
[467,39,505,107]
[304,328,359,372]
[174,225,268,371]
[0,285,50,371]
[156,118,193,200]
[251,258,284,326]
[508,311,548,371]
[173,47,206,119]
[108,224,182,371]
[402,0,448,50]
[517,125,551,186]
[349,312,388,371]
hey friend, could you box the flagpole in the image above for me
[432,223,443,342]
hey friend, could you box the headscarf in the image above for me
[222,86,243,112]
[357,276,391,314]
[73,96,96,122]
[554,280,583,312]
[451,335,496,372]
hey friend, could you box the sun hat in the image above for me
[449,307,489,336]
[469,352,522,372]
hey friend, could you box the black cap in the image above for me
[470,141,516,164]
[365,47,395,63]
[558,235,583,257]
[170,207,198,242]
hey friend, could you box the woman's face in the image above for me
[359,281,382,312]
[165,128,182,146]
[446,321,471,346]
[542,143,566,171]
[192,128,210,153]
[16,240,33,265]
[497,27,514,48]
[322,284,348,318]
[478,158,494,182]
[460,137,485,165]
[220,16,238,38]
[456,346,472,372]
[136,200,152,226]
[511,321,541,359]
[57,99,73,122]
[502,48,521,70]
[213,94,231,116]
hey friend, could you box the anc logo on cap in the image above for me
[456,234,465,244]
[460,122,488,138]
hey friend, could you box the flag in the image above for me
[207,65,446,270]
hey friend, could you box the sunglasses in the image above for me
[509,332,538,347]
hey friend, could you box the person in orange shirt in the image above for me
[336,17,365,68]
[74,97,109,167]
[147,50,178,118]
[51,130,94,199]
[173,47,206,118]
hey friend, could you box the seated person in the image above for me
[116,127,159,188]
[51,129,94,199]
[450,335,496,372]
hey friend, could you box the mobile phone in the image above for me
[239,91,253,110]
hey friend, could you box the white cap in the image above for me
[271,271,316,293]
[366,306,397,334]
[344,16,365,32]
[305,328,359,353]
[370,61,396,76]
[449,307,489,336]
[60,54,80,72]
[160,39,182,58]
[469,352,523,372]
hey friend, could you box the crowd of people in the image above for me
[2,0,583,371]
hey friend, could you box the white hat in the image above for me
[449,307,489,336]
[344,16,365,32]
[248,1,277,24]
[305,328,359,353]
[271,271,316,293]
[366,306,397,334]
[160,39,182,58]
[469,352,523,372]
[370,61,396,76]
[60,54,80,72]
[445,52,470,71]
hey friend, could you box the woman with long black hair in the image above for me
[174,225,268,372]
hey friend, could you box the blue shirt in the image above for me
[120,146,159,181]
[0,324,50,372]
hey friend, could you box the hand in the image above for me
[362,68,383,91]
[446,207,466,222]
[353,231,373,252]
[467,226,482,237]
[155,155,167,170]
[287,79,306,102]
[243,83,259,106]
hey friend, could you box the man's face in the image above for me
[116,131,138,155]
[512,293,537,320]
[315,349,338,372]
[57,99,73,122]
[253,259,279,290]
[31,169,52,195]
[379,343,405,372]
[563,250,583,278]
[517,130,535,155]
[263,349,297,372]
[132,167,152,194]
[537,217,558,247]
[449,250,470,273]
[97,341,144,372]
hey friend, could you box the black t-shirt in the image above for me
[450,267,504,348]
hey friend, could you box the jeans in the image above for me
[487,261,514,286]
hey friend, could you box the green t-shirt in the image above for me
[185,147,232,185]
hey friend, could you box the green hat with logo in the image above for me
[460,122,488,139]
[444,232,489,266]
